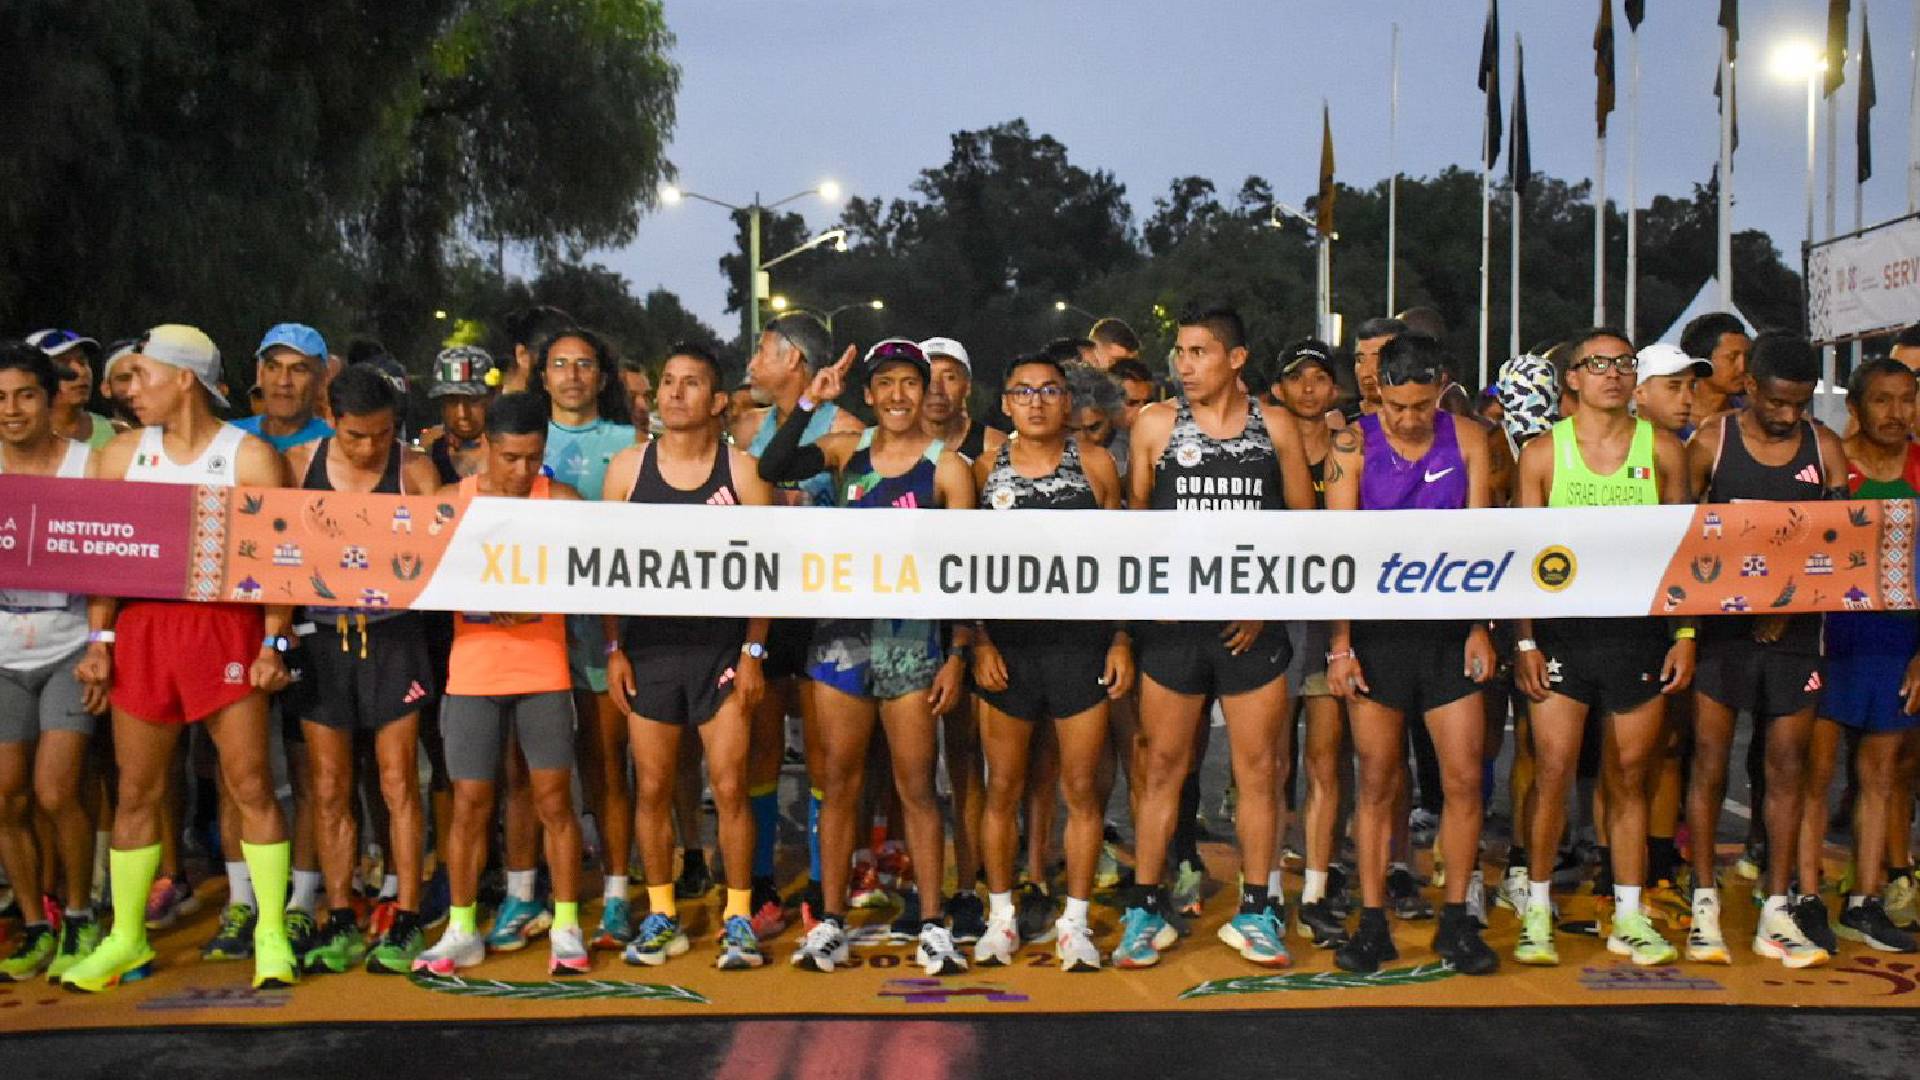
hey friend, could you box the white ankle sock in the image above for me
[226,861,256,909]
[380,874,400,901]
[288,869,322,913]
[1693,887,1717,906]
[1528,880,1552,910]
[1762,894,1788,916]
[989,891,1014,920]
[1614,885,1641,915]
[1266,870,1283,900]
[605,875,629,901]
[1063,896,1090,926]
[1302,868,1328,904]
[506,869,536,903]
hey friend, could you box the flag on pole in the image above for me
[1512,41,1532,198]
[1624,0,1644,31]
[1479,0,1502,168]
[1826,0,1851,98]
[1858,7,1876,183]
[1595,0,1616,137]
[1715,0,1739,154]
[1318,102,1336,236]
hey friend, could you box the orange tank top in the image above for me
[445,475,571,696]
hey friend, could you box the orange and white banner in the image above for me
[0,476,1911,620]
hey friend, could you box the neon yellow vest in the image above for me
[1546,416,1658,507]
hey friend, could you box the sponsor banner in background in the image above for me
[1807,213,1920,345]
[0,477,1910,620]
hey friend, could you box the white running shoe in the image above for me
[1754,906,1830,969]
[1686,892,1731,965]
[916,924,968,976]
[790,920,850,973]
[1054,917,1102,972]
[548,926,590,975]
[412,928,484,976]
[1465,869,1489,929]
[974,912,1019,967]
[1495,867,1528,914]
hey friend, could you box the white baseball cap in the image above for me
[1635,342,1713,385]
[918,337,971,372]
[134,324,230,408]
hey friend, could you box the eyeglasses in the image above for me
[1378,365,1443,387]
[1576,354,1638,375]
[547,356,600,373]
[1006,385,1068,404]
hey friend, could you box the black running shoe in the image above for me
[1326,863,1355,919]
[1387,866,1433,921]
[674,853,714,900]
[945,892,987,945]
[1837,898,1920,954]
[1295,898,1350,948]
[1791,894,1840,955]
[888,888,923,945]
[1433,910,1499,975]
[1333,914,1397,973]
[1015,882,1055,943]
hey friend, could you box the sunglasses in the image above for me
[1379,365,1444,387]
[1576,354,1638,375]
[866,341,925,367]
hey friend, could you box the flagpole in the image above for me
[1594,136,1607,326]
[1719,28,1735,310]
[1511,184,1523,360]
[1481,119,1493,387]
[1626,24,1640,341]
[1512,34,1524,360]
[1388,21,1400,314]
[1909,0,1919,212]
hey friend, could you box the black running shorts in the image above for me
[1694,637,1823,719]
[1535,618,1668,718]
[305,613,439,731]
[1349,621,1482,717]
[621,640,742,727]
[1135,620,1291,698]
[976,625,1110,724]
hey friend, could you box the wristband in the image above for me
[1325,649,1354,664]
[87,630,115,645]
[1672,627,1697,642]
[604,640,622,657]
[797,395,817,412]
[1515,638,1539,654]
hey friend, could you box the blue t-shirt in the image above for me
[545,417,636,500]
[234,414,331,452]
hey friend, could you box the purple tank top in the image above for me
[1357,413,1468,510]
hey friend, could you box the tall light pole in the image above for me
[824,298,885,336]
[1770,42,1824,344]
[1053,300,1098,323]
[1271,203,1334,343]
[659,180,842,348]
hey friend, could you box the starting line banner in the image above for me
[0,476,1912,621]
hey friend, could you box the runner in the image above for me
[1509,330,1694,967]
[1324,331,1499,976]
[0,342,108,982]
[758,339,976,976]
[499,305,573,395]
[1270,339,1351,947]
[413,392,590,977]
[234,323,332,451]
[25,330,116,451]
[1799,358,1920,953]
[1679,313,1751,423]
[1350,317,1407,417]
[61,325,301,993]
[423,346,496,484]
[729,312,863,937]
[601,343,776,970]
[618,356,654,437]
[1116,302,1314,970]
[1683,330,1846,969]
[282,365,443,974]
[1634,342,1712,439]
[1087,317,1142,372]
[968,351,1131,973]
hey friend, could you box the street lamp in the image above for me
[1053,300,1097,322]
[657,179,844,346]
[1770,42,1825,254]
[1271,203,1336,343]
[824,298,884,335]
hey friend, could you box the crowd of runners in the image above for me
[2,300,1918,995]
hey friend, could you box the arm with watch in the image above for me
[603,615,773,716]
[926,623,973,716]
[252,604,296,693]
[73,596,118,715]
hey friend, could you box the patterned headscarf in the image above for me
[1495,353,1560,449]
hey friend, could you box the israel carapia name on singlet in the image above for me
[1357,412,1467,511]
[1150,395,1285,511]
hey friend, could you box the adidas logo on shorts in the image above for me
[1804,671,1823,693]
[403,681,427,704]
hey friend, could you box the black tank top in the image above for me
[980,438,1106,649]
[956,420,988,464]
[1307,455,1327,510]
[1150,394,1285,510]
[622,442,747,650]
[304,438,404,623]
[429,437,462,486]
[303,437,403,494]
[1703,413,1828,650]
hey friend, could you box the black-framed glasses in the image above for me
[1005,385,1068,404]
[1576,354,1638,375]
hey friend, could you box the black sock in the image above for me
[1239,884,1269,914]
[1891,865,1914,881]
[921,918,945,933]
[1507,846,1528,872]
[682,849,707,872]
[1442,901,1468,924]
[329,906,355,927]
[1648,837,1679,883]
[824,912,845,929]
[1359,905,1389,929]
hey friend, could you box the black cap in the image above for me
[862,338,931,381]
[1278,338,1336,378]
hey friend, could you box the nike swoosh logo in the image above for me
[1423,467,1455,483]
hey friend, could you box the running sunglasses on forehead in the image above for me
[865,340,925,365]
[1378,365,1444,387]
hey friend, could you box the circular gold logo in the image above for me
[1533,546,1577,592]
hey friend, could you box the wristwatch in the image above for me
[1515,638,1540,654]
[261,634,291,653]
[741,641,768,660]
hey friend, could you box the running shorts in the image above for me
[0,645,93,742]
[442,690,576,781]
[764,618,814,682]
[1135,620,1291,699]
[1536,618,1668,718]
[621,639,741,727]
[976,625,1109,724]
[1694,637,1823,720]
[305,613,438,731]
[1349,620,1481,717]
[110,601,262,725]
[1818,654,1920,734]
[808,619,943,700]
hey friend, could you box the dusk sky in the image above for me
[591,0,1918,340]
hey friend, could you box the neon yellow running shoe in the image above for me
[1514,902,1557,965]
[59,933,155,993]
[1607,909,1678,966]
[252,928,299,990]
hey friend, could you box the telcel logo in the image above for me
[1376,551,1515,594]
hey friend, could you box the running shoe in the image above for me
[623,912,689,966]
[1432,909,1499,975]
[715,914,766,970]
[366,911,426,974]
[485,896,552,952]
[1494,866,1528,914]
[674,854,714,901]
[592,896,633,951]
[413,927,485,976]
[367,899,398,943]
[1408,808,1440,848]
[1644,880,1693,930]
[58,933,155,993]
[201,902,257,961]
[1015,881,1056,942]
[46,915,101,982]
[849,857,887,909]
[1295,898,1349,948]
[302,911,368,974]
[1754,905,1829,968]
[1465,869,1489,929]
[548,926,590,975]
[1111,905,1175,970]
[1514,901,1558,965]
[945,891,987,945]
[1883,873,1919,930]
[749,878,787,940]
[1170,860,1204,920]
[0,924,57,981]
[1333,916,1398,974]
[1837,898,1920,953]
[1607,909,1678,966]
[887,888,924,945]
[795,879,826,932]
[283,909,320,957]
[144,875,200,930]
[915,923,968,976]
[251,928,299,989]
[1218,909,1290,967]
[1387,866,1433,921]
[420,865,451,930]
[974,910,1020,967]
[877,842,913,892]
[1734,841,1766,882]
[1095,843,1124,890]
[1791,894,1839,955]
[790,920,850,973]
[1687,893,1732,964]
[1054,917,1101,972]
[1326,863,1355,919]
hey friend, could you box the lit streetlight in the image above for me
[656,179,845,345]
[1053,300,1097,323]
